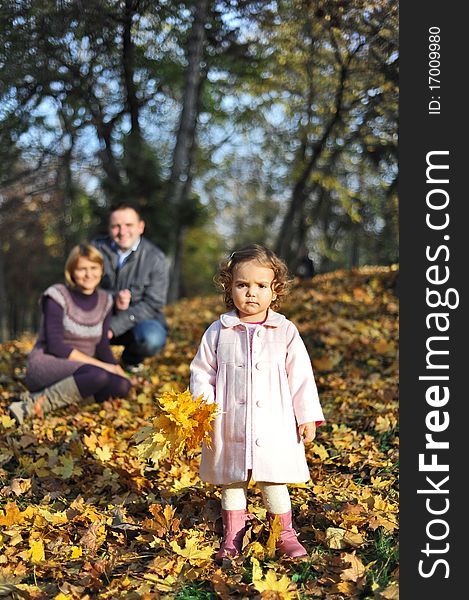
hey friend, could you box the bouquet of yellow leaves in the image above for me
[133,388,218,466]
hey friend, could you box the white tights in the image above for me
[221,480,292,514]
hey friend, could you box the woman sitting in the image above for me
[9,243,131,424]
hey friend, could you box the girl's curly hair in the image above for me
[214,244,291,311]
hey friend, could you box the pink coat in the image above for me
[190,310,325,485]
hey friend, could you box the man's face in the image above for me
[109,208,145,251]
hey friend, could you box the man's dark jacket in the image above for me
[92,236,169,337]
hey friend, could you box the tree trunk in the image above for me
[122,0,147,194]
[275,31,367,267]
[96,120,122,187]
[0,249,8,342]
[167,0,208,302]
[349,226,360,269]
[275,63,348,265]
[123,0,141,137]
[57,111,76,254]
[62,148,75,254]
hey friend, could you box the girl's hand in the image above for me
[298,421,316,443]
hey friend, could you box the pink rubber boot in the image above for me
[215,509,250,563]
[268,511,307,558]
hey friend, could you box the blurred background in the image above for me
[0,0,398,341]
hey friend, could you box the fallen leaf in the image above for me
[251,556,264,582]
[374,583,399,599]
[253,569,297,599]
[29,538,45,564]
[0,502,25,526]
[169,536,213,565]
[69,546,82,559]
[95,445,112,462]
[313,352,342,371]
[52,455,81,479]
[325,527,348,550]
[340,551,366,582]
[1,478,32,497]
[266,514,281,558]
[0,414,16,429]
[80,521,107,556]
[83,432,98,452]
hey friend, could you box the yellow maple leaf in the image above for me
[172,471,197,491]
[373,339,396,355]
[163,504,176,523]
[371,476,392,489]
[375,415,396,433]
[335,581,359,595]
[266,514,282,558]
[95,445,112,462]
[134,426,170,465]
[83,432,98,452]
[0,502,25,526]
[251,556,264,581]
[69,546,83,559]
[253,569,297,598]
[1,414,16,429]
[374,515,398,531]
[133,424,159,445]
[80,505,103,524]
[311,443,329,461]
[372,496,394,512]
[245,541,265,560]
[29,538,45,564]
[169,536,213,565]
[133,388,218,465]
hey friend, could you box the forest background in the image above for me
[0,0,397,341]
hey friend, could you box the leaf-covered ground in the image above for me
[0,266,399,600]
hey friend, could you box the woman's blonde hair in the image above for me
[64,243,104,288]
[215,244,291,310]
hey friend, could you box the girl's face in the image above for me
[72,256,103,295]
[231,260,276,322]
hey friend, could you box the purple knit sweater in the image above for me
[43,290,116,364]
[25,284,115,392]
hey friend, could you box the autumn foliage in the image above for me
[0,266,399,599]
[133,389,218,467]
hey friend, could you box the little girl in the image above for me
[190,244,325,561]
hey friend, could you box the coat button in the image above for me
[257,329,264,337]
[255,439,262,446]
[255,362,263,370]
[256,401,264,408]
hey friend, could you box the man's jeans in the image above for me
[111,319,167,366]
